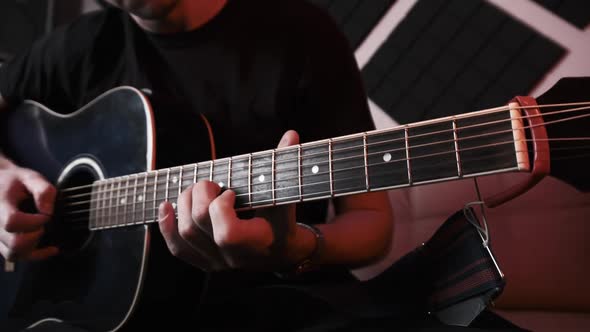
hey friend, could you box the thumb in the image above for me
[277,130,299,148]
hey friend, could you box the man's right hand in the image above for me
[0,157,58,261]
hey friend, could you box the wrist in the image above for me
[278,223,324,276]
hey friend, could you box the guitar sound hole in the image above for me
[48,164,99,256]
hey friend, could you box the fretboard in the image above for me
[88,106,528,230]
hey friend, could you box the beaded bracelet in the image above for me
[276,222,324,278]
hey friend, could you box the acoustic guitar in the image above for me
[1,77,588,331]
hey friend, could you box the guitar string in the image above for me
[57,106,590,205]
[64,148,535,225]
[74,142,590,230]
[62,146,523,214]
[61,140,590,223]
[58,137,539,209]
[57,101,590,194]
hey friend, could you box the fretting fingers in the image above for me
[158,201,223,270]
[209,190,273,251]
[190,181,221,237]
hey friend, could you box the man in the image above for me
[0,0,393,330]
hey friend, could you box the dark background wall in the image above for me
[309,0,590,124]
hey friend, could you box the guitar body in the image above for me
[0,87,206,331]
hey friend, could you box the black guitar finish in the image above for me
[0,87,205,331]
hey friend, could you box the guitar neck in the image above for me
[88,103,530,230]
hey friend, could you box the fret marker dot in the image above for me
[137,195,143,202]
[218,181,224,188]
[258,174,265,183]
[312,165,319,174]
[172,176,178,184]
[172,202,177,209]
[383,153,392,162]
[120,198,126,204]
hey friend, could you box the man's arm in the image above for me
[0,91,59,261]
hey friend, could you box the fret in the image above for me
[248,154,253,207]
[227,159,232,189]
[152,171,159,223]
[209,161,213,182]
[119,178,128,226]
[165,168,170,202]
[132,174,139,224]
[408,121,457,183]
[363,133,369,190]
[332,135,366,195]
[180,165,192,192]
[104,180,112,228]
[97,180,107,229]
[452,119,462,177]
[101,180,110,228]
[140,173,148,224]
[230,155,250,207]
[271,150,276,204]
[145,172,157,223]
[107,180,116,228]
[328,140,333,196]
[301,141,330,200]
[405,128,412,185]
[297,145,302,201]
[456,109,517,175]
[155,170,167,216]
[196,161,211,183]
[275,146,299,204]
[123,176,131,225]
[178,165,183,197]
[115,178,122,226]
[193,161,212,183]
[193,163,198,184]
[181,166,193,192]
[89,182,99,229]
[251,151,273,206]
[168,167,182,204]
[212,159,229,190]
[366,129,408,189]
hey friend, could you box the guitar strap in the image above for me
[362,208,505,326]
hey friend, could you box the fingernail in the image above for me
[158,204,166,221]
[159,212,171,223]
[279,134,288,146]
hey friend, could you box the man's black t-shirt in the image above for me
[0,0,375,224]
[0,0,374,156]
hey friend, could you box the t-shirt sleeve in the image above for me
[0,27,73,110]
[292,5,375,143]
